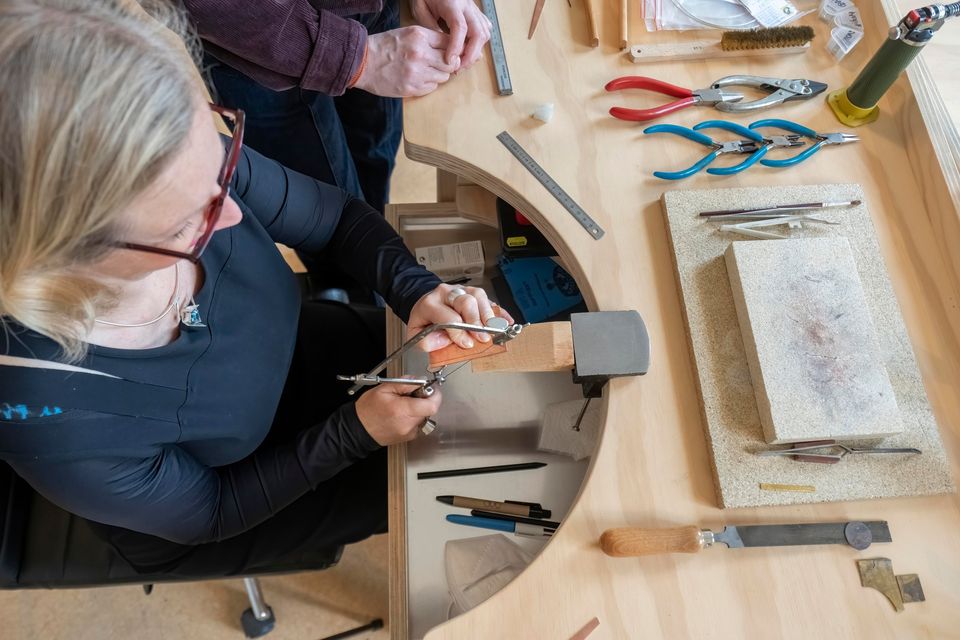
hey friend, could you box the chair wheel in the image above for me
[241,606,275,638]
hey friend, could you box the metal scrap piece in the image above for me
[857,558,903,611]
[897,574,926,604]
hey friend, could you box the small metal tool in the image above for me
[717,213,840,240]
[571,397,592,432]
[711,76,828,113]
[699,199,861,218]
[336,374,431,388]
[758,439,922,464]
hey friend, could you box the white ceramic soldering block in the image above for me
[725,237,904,444]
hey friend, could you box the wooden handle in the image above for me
[619,0,628,50]
[600,526,704,557]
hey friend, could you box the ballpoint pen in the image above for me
[446,514,554,537]
[437,495,552,519]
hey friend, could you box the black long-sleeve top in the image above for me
[0,144,441,545]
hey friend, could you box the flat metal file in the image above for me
[600,520,891,557]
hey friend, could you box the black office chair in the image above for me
[0,461,342,637]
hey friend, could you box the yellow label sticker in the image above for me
[506,236,528,247]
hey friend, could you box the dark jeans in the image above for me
[207,5,402,218]
[95,302,388,578]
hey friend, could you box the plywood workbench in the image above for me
[390,1,960,638]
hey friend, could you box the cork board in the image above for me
[662,183,954,508]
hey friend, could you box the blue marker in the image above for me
[446,514,554,538]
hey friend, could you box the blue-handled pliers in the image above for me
[643,120,768,180]
[748,119,859,167]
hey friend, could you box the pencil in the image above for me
[417,461,547,480]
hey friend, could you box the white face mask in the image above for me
[444,534,534,618]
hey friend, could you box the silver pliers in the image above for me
[710,75,828,113]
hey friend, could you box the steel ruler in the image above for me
[480,0,512,96]
[496,132,605,240]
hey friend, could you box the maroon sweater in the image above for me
[184,0,382,96]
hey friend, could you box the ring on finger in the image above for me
[445,286,469,306]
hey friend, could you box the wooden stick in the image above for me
[583,0,599,47]
[600,526,705,557]
[619,0,628,50]
[529,0,546,39]
[569,617,600,640]
[629,40,809,63]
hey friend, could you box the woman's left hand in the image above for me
[407,283,514,352]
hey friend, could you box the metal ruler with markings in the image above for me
[496,131,605,240]
[481,0,512,96]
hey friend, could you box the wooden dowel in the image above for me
[620,0,628,50]
[584,0,600,47]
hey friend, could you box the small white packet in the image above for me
[739,0,800,27]
[828,25,864,60]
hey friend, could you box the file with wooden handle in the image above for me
[600,521,891,557]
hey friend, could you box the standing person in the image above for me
[0,0,503,575]
[184,0,491,293]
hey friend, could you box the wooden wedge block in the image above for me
[427,305,512,370]
[428,339,507,370]
[472,322,574,373]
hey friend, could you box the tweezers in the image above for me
[757,439,922,464]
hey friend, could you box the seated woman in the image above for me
[0,0,502,575]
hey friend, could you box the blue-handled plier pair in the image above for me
[645,118,858,180]
[748,119,860,167]
[643,120,803,180]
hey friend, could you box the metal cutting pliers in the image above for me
[606,75,828,122]
[748,119,860,166]
[643,120,804,180]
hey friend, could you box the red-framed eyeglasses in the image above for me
[114,104,245,263]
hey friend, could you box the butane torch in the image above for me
[828,3,960,126]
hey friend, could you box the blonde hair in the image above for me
[0,0,198,360]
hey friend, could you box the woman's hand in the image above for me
[355,381,442,445]
[406,283,514,352]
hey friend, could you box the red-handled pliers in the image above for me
[605,76,744,122]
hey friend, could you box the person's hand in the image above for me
[410,0,492,71]
[353,27,459,97]
[407,283,515,352]
[355,380,442,445]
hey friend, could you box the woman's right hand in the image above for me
[355,381,443,446]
